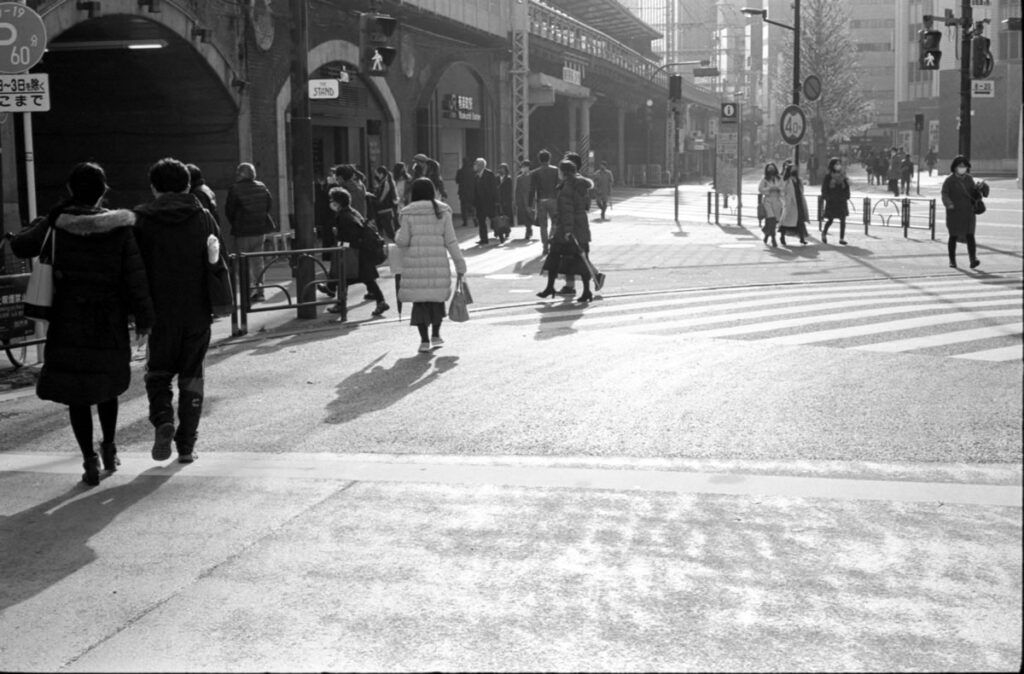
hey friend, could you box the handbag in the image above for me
[568,234,606,292]
[203,213,235,318]
[460,279,473,305]
[448,278,470,322]
[23,226,55,322]
[757,200,767,220]
[972,198,986,215]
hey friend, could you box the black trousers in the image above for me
[145,323,211,452]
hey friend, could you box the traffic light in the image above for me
[971,35,993,79]
[914,113,924,132]
[668,75,682,101]
[918,27,942,69]
[360,13,398,77]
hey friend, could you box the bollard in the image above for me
[816,194,823,231]
[901,198,910,238]
[714,191,720,225]
[228,254,243,336]
[929,199,936,240]
[707,191,712,223]
[863,197,871,235]
[239,253,250,335]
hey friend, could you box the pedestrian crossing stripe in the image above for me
[471,276,1023,361]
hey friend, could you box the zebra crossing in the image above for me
[468,275,1024,362]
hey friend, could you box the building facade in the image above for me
[1,0,724,243]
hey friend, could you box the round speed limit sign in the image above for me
[779,104,806,145]
[0,3,46,74]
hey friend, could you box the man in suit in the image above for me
[472,157,499,245]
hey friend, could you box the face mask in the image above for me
[956,166,968,175]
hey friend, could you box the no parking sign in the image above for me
[0,3,47,74]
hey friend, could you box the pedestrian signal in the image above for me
[971,35,993,79]
[360,13,398,77]
[918,28,942,70]
[668,75,682,102]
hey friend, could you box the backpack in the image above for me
[358,222,388,266]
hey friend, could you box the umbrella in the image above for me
[395,273,402,319]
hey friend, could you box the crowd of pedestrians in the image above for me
[756,152,987,264]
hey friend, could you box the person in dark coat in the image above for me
[134,157,220,463]
[325,186,389,317]
[186,163,219,225]
[940,155,986,269]
[496,162,514,244]
[899,155,914,196]
[472,157,499,245]
[820,157,851,245]
[455,157,477,227]
[225,162,274,303]
[8,162,154,486]
[536,159,594,303]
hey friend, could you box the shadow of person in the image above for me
[324,353,460,424]
[0,466,181,612]
[532,301,586,341]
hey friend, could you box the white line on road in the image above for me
[1,452,1019,507]
[952,344,1024,361]
[852,323,1023,354]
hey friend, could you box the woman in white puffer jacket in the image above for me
[396,177,467,353]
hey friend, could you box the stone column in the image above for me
[580,96,595,174]
[567,98,578,155]
[616,103,626,184]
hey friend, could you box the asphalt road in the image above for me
[0,169,1020,672]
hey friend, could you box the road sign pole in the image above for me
[959,0,973,158]
[23,111,35,220]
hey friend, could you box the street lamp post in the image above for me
[742,1,801,169]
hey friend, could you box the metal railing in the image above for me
[232,245,353,336]
[705,192,936,239]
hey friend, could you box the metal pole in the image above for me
[959,0,973,159]
[793,0,801,170]
[674,106,680,224]
[290,0,317,319]
[916,126,922,195]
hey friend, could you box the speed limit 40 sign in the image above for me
[779,104,806,145]
[0,3,47,74]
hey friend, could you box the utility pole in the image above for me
[793,0,801,170]
[958,0,973,159]
[290,0,316,318]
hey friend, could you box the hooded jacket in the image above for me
[10,205,153,405]
[133,192,215,328]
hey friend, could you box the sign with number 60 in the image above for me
[0,2,47,75]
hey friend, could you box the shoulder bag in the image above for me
[23,226,55,322]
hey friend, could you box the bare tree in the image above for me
[775,0,874,184]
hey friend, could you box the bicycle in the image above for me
[1,235,36,369]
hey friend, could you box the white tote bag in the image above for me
[23,227,55,322]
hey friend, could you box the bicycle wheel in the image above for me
[3,338,26,369]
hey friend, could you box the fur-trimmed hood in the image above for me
[54,207,136,236]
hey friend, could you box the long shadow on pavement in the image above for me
[0,466,180,612]
[324,352,459,424]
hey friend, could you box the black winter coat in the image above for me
[334,208,380,282]
[134,193,217,329]
[473,169,499,218]
[11,206,154,405]
[821,173,850,219]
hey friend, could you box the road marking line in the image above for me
[1,452,1019,507]
[470,282,1021,327]
[952,344,1024,362]
[760,309,1023,345]
[853,323,1024,353]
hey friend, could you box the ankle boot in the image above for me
[100,441,120,472]
[82,454,100,486]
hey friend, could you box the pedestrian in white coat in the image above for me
[396,178,467,353]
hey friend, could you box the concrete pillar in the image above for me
[580,96,595,174]
[616,104,626,184]
[567,98,578,154]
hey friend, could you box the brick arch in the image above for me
[274,39,400,226]
[39,0,240,107]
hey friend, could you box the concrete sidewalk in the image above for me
[1,452,1020,672]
